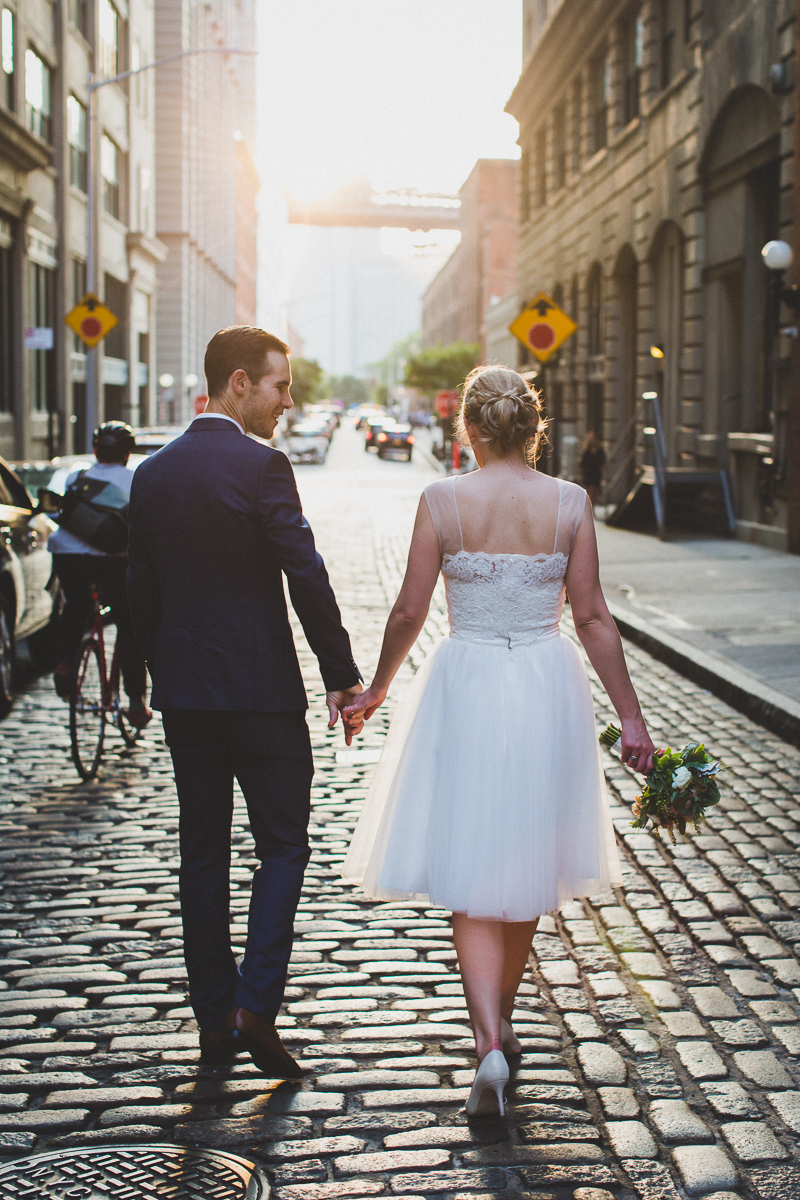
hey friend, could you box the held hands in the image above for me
[343,683,387,725]
[327,684,365,747]
[619,715,658,776]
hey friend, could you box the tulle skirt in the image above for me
[342,631,621,921]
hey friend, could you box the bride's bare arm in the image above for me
[343,496,441,722]
[565,501,657,774]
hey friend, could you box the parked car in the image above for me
[286,422,328,465]
[0,457,61,714]
[132,425,184,456]
[377,423,415,461]
[365,416,390,451]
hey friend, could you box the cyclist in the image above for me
[49,421,151,728]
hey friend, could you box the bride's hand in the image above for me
[619,716,657,775]
[343,684,387,724]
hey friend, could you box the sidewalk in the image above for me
[596,521,800,745]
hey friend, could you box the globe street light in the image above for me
[83,46,256,450]
[762,240,794,272]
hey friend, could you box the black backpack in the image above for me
[58,470,130,555]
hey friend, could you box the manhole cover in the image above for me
[0,1145,269,1199]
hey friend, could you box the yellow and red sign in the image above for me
[509,292,577,363]
[64,293,118,349]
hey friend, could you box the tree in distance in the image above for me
[326,375,370,407]
[404,341,481,398]
[289,358,324,411]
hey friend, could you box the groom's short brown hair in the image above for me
[205,325,291,398]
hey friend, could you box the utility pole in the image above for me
[789,0,800,554]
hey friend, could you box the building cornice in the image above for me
[0,109,51,174]
[126,231,169,263]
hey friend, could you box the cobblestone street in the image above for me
[1,424,800,1200]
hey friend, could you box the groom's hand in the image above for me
[327,684,364,746]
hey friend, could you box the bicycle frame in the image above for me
[74,590,125,724]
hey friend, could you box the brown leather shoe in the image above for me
[199,1006,237,1064]
[226,1006,302,1078]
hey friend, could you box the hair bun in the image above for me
[457,366,547,460]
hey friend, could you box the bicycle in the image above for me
[69,586,145,780]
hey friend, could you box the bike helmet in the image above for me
[93,421,136,461]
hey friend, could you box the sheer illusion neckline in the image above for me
[450,475,565,559]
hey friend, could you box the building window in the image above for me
[587,263,603,357]
[571,77,582,173]
[520,147,530,223]
[25,47,51,142]
[534,128,547,209]
[70,0,89,39]
[661,0,682,89]
[623,8,644,124]
[101,133,121,219]
[29,261,54,414]
[137,164,151,232]
[67,95,87,191]
[1,8,14,110]
[553,104,566,191]
[103,273,126,360]
[0,229,13,414]
[99,0,119,79]
[71,257,86,353]
[590,52,610,154]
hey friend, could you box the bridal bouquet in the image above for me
[599,723,723,842]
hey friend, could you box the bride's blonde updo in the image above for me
[456,365,547,461]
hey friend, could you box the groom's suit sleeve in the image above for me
[257,450,361,691]
[126,470,162,664]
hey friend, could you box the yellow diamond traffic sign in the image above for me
[509,292,577,363]
[64,293,118,349]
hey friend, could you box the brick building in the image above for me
[508,0,795,549]
[421,159,518,355]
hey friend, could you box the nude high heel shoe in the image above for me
[465,1048,509,1117]
[501,1016,522,1055]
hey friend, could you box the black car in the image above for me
[364,416,389,451]
[377,423,415,461]
[0,458,60,714]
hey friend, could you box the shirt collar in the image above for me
[194,412,245,436]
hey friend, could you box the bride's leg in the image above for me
[500,919,538,1020]
[452,913,503,1061]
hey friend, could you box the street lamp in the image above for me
[761,239,800,327]
[83,45,257,450]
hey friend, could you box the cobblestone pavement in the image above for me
[1,424,800,1200]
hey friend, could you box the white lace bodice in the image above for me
[425,476,587,647]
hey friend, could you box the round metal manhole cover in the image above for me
[0,1145,270,1199]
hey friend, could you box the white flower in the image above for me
[672,765,692,790]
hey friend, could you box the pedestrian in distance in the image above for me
[50,421,151,728]
[126,325,364,1078]
[579,429,606,507]
[342,366,655,1116]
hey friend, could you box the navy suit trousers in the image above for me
[161,709,313,1031]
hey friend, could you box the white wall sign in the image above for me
[24,326,54,350]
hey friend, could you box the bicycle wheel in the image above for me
[70,639,106,780]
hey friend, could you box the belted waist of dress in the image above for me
[449,625,561,649]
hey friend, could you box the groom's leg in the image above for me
[230,710,313,1021]
[161,709,238,1031]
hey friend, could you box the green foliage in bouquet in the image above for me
[599,723,722,843]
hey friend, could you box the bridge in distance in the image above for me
[285,179,461,231]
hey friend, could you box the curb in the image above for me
[607,600,800,749]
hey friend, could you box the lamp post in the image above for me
[83,46,256,451]
[761,239,800,542]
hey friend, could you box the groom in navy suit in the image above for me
[127,326,362,1077]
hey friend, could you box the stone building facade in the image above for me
[0,0,163,461]
[154,0,257,423]
[421,158,518,355]
[508,0,795,549]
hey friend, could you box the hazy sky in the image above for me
[256,0,522,200]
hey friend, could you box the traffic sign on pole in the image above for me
[509,292,577,362]
[64,293,118,349]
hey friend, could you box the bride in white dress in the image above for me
[342,366,656,1115]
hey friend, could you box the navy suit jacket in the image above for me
[126,417,360,711]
